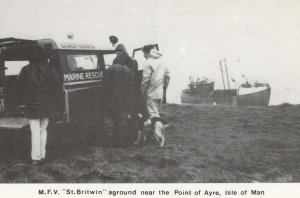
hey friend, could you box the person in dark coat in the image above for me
[112,44,147,144]
[104,63,136,146]
[17,47,59,165]
[113,44,137,72]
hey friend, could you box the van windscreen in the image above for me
[66,55,98,71]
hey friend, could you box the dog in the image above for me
[153,121,169,147]
[134,117,169,147]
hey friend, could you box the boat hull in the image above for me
[237,87,271,106]
[181,87,271,106]
[213,89,237,106]
[181,89,214,104]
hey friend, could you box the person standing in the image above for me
[17,47,59,165]
[104,63,136,147]
[112,43,146,144]
[141,45,170,126]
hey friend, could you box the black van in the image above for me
[0,37,116,133]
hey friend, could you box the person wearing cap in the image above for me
[141,45,170,127]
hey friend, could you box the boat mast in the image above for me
[219,60,226,90]
[224,59,231,90]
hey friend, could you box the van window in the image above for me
[5,61,29,76]
[67,55,98,71]
[103,54,116,66]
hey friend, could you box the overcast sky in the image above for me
[1,0,300,104]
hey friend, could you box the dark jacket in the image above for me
[113,53,145,116]
[113,53,138,74]
[17,62,60,119]
[104,64,135,115]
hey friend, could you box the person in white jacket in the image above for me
[141,45,170,127]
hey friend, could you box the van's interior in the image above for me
[1,46,33,115]
[0,45,62,117]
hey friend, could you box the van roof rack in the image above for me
[0,38,37,47]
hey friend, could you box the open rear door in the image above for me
[132,44,159,58]
[0,38,43,130]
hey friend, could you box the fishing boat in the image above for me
[181,59,271,106]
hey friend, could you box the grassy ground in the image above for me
[0,103,299,183]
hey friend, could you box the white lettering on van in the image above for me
[61,42,95,49]
[85,71,103,80]
[64,73,84,82]
[64,71,103,82]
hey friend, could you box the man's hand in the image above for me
[164,75,170,90]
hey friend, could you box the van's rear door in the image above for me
[0,38,37,111]
[132,44,159,70]
[0,38,43,130]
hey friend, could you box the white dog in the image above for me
[135,119,169,146]
[153,121,169,147]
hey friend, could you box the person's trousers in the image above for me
[146,98,162,118]
[28,117,49,161]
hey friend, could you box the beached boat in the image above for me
[181,77,215,104]
[181,60,271,106]
[181,78,271,106]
